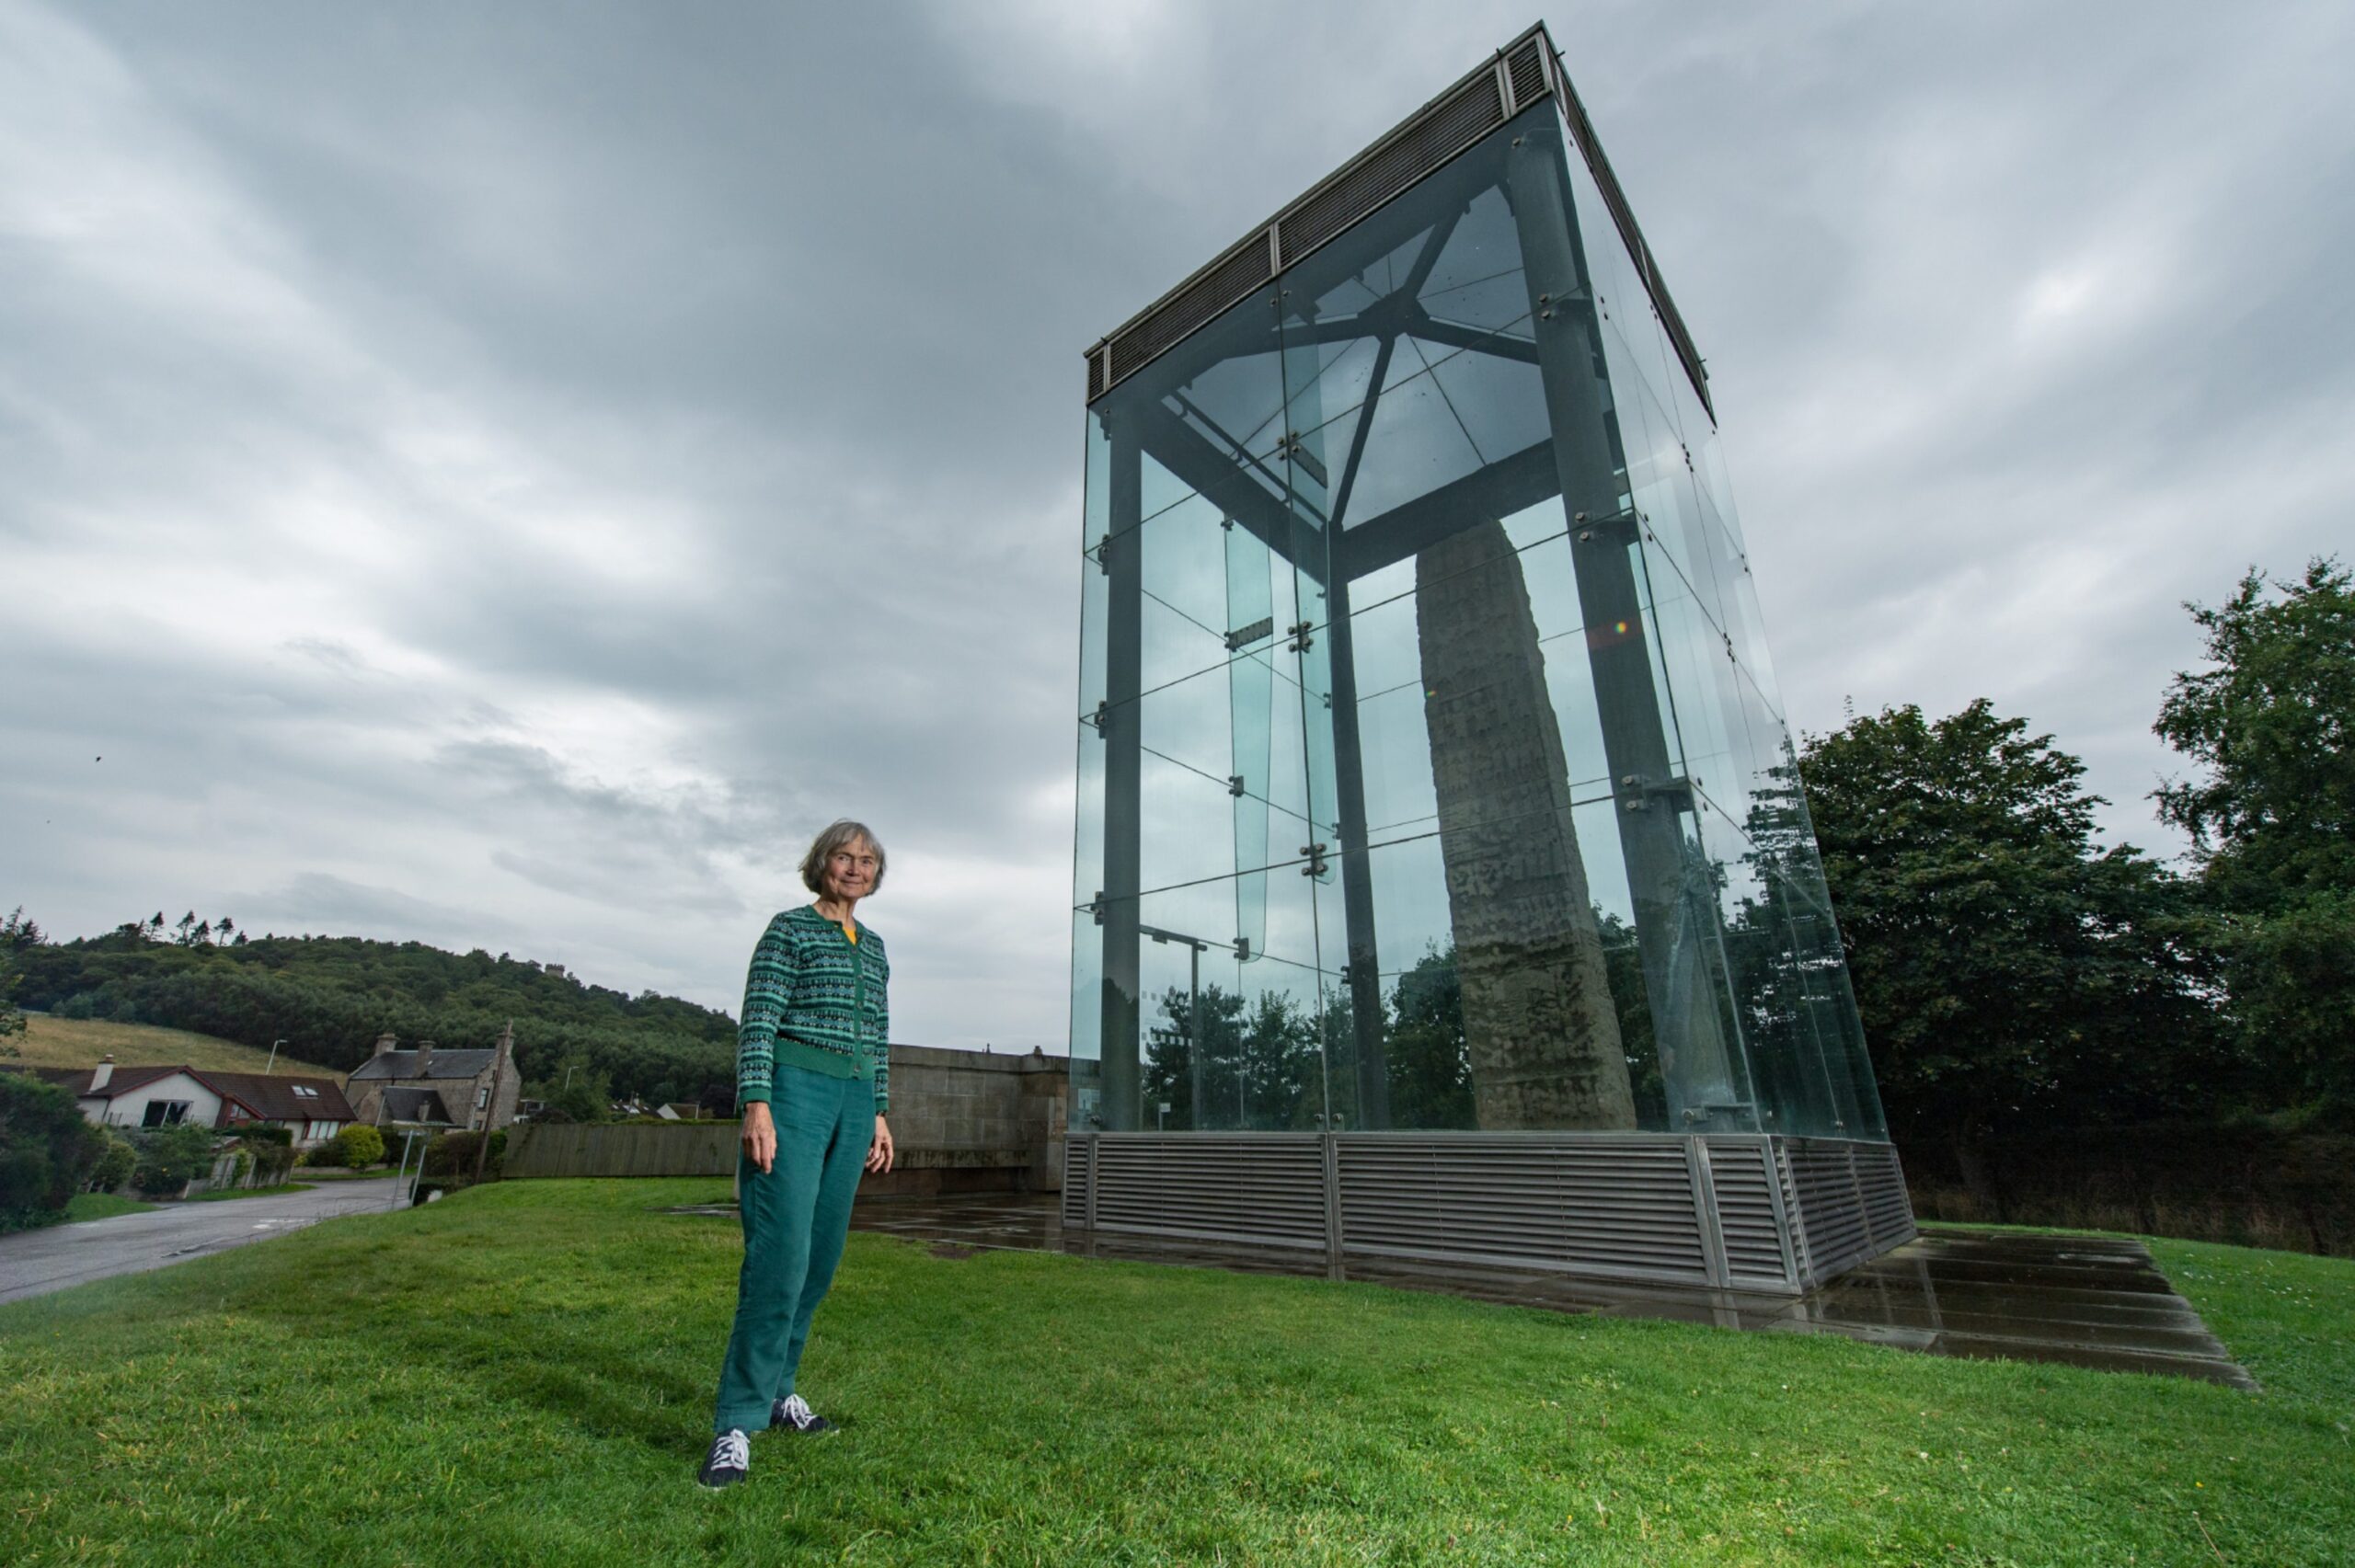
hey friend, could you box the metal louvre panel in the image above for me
[1786,1140,1875,1283]
[1506,39,1548,113]
[1104,238,1271,391]
[1857,1143,1917,1249]
[1085,349,1107,402]
[1335,1135,1710,1283]
[1090,1134,1327,1247]
[1277,73,1504,267]
[1704,1138,1792,1286]
[1773,1140,1810,1281]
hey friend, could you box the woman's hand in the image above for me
[867,1116,895,1173]
[741,1101,776,1173]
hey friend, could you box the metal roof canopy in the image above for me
[1082,21,1712,422]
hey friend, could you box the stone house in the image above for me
[345,1030,521,1133]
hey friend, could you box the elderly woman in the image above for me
[699,818,896,1490]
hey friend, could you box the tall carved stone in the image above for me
[1417,520,1637,1129]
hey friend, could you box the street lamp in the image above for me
[265,1037,286,1073]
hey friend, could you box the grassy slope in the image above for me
[10,1014,343,1082]
[2,1183,2347,1568]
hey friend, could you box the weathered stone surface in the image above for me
[1417,520,1637,1130]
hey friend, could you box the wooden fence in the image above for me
[504,1122,738,1179]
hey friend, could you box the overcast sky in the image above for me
[6,0,2349,1048]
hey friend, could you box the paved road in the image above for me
[0,1178,409,1306]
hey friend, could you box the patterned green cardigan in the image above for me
[735,905,891,1113]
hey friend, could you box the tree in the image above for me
[0,1072,104,1230]
[1384,948,1475,1129]
[1141,983,1325,1130]
[534,1057,612,1125]
[1798,701,2232,1203]
[2,908,43,952]
[2155,557,2355,1107]
[0,909,40,1051]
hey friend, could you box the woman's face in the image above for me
[823,838,879,903]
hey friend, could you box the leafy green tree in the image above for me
[0,1072,104,1230]
[1384,948,1474,1129]
[2155,557,2354,1106]
[531,1056,613,1124]
[1798,701,2232,1202]
[0,908,39,1050]
[1141,983,1324,1129]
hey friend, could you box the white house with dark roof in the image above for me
[345,1030,519,1133]
[29,1059,354,1147]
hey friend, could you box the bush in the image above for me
[0,1071,102,1232]
[421,1128,506,1180]
[240,1136,296,1186]
[329,1124,385,1169]
[86,1132,136,1194]
[131,1123,220,1197]
[299,1139,342,1169]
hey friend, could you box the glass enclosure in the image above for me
[1070,98,1888,1143]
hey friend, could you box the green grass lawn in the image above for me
[58,1192,156,1222]
[3,1182,2348,1566]
[181,1183,316,1203]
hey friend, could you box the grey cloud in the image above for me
[5,0,2349,1049]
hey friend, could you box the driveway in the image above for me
[0,1177,409,1306]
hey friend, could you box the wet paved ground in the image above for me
[0,1177,409,1306]
[787,1194,2252,1389]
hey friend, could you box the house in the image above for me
[345,1028,520,1133]
[28,1058,355,1147]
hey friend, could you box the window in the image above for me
[142,1100,192,1127]
[476,1086,490,1110]
[293,1085,317,1099]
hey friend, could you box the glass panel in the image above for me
[1076,547,1109,735]
[1069,98,1892,1154]
[1066,905,1106,1131]
[1349,820,1659,1132]
[1104,866,1326,1133]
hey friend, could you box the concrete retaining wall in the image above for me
[504,1045,1067,1195]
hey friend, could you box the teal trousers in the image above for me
[712,1063,874,1435]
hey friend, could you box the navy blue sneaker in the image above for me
[770,1394,837,1436]
[697,1428,750,1488]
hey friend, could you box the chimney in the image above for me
[416,1039,434,1076]
[91,1055,115,1092]
[373,1032,397,1059]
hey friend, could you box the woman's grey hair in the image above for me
[800,818,886,896]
